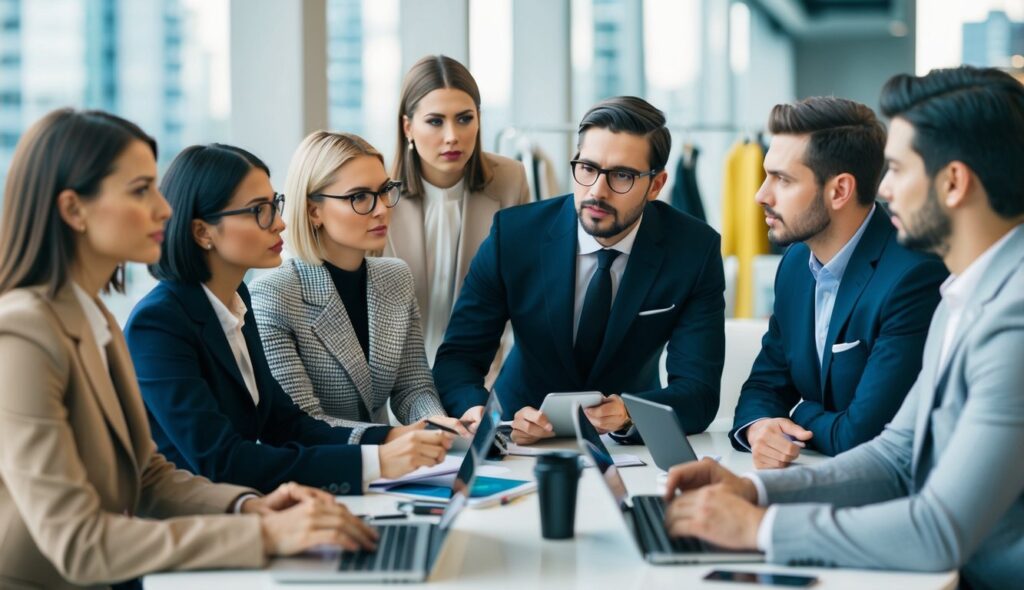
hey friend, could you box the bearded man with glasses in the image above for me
[434,96,726,445]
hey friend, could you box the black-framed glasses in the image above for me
[570,160,656,194]
[202,193,285,229]
[312,180,403,215]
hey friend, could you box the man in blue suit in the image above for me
[434,96,725,444]
[663,66,1024,590]
[730,97,947,468]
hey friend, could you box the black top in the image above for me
[325,260,370,359]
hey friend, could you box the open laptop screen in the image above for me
[438,393,503,530]
[573,404,629,510]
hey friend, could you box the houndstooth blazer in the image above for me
[249,257,446,443]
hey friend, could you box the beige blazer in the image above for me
[384,151,531,328]
[0,284,264,589]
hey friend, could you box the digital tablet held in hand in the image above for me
[538,391,604,436]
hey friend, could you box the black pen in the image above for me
[359,513,408,521]
[424,419,460,435]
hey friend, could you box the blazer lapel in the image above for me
[541,197,582,382]
[454,188,500,302]
[386,196,429,318]
[590,205,665,381]
[819,208,890,391]
[366,261,403,412]
[299,262,375,409]
[792,269,821,398]
[911,303,948,473]
[49,285,137,468]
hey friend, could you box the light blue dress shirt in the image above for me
[808,205,875,364]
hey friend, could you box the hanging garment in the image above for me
[721,140,770,318]
[669,144,707,222]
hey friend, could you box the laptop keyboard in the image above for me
[338,524,419,572]
[633,495,705,554]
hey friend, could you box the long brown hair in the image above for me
[0,108,157,297]
[392,54,492,198]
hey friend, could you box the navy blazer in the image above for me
[434,195,726,437]
[125,280,390,494]
[730,206,947,455]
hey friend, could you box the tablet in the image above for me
[538,391,604,437]
[621,393,698,471]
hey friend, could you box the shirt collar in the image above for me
[71,282,111,349]
[940,223,1023,310]
[201,284,248,333]
[577,214,643,257]
[808,205,875,283]
[422,177,465,203]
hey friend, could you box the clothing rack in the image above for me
[495,123,756,153]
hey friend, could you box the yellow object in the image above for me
[721,141,770,318]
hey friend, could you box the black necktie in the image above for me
[574,248,621,381]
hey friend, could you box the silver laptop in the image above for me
[572,404,763,565]
[270,394,503,583]
[620,393,699,471]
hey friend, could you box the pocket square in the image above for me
[832,340,861,353]
[638,304,675,317]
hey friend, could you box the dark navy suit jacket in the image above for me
[434,195,726,437]
[730,206,947,455]
[125,280,389,494]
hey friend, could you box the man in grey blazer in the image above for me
[661,66,1024,590]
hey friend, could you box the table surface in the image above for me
[145,432,957,590]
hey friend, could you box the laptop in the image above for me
[620,393,698,471]
[270,393,503,583]
[572,404,762,565]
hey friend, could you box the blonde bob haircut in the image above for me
[283,130,384,265]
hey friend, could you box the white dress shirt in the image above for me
[573,215,642,343]
[71,283,112,367]
[936,224,1022,374]
[422,178,465,363]
[748,223,1024,559]
[201,286,382,490]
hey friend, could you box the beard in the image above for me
[895,185,951,256]
[578,197,646,239]
[765,187,831,247]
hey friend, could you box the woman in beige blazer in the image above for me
[0,109,376,590]
[386,55,530,365]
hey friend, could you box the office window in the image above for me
[918,0,1024,75]
[0,0,230,322]
[469,0,512,155]
[571,0,644,120]
[326,0,400,158]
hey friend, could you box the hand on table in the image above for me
[510,406,555,445]
[746,418,812,469]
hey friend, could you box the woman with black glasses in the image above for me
[250,131,468,437]
[124,143,453,495]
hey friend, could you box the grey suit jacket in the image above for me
[755,226,1024,590]
[250,257,445,442]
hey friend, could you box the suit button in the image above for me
[338,483,351,494]
[328,484,338,493]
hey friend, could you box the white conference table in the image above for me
[145,432,957,589]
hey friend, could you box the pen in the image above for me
[424,419,461,435]
[359,513,408,521]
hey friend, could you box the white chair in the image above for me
[659,317,769,432]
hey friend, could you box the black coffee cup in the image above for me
[534,450,582,540]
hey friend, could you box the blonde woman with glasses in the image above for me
[251,131,469,437]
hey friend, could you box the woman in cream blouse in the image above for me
[386,54,530,364]
[0,109,376,590]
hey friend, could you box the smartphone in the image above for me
[704,570,818,587]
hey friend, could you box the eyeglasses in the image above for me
[570,160,656,194]
[202,193,285,229]
[311,180,403,215]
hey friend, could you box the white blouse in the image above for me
[71,282,112,367]
[421,177,464,362]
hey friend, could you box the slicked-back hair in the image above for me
[0,108,156,297]
[150,143,270,284]
[880,66,1024,219]
[768,96,886,206]
[392,54,491,199]
[576,96,671,172]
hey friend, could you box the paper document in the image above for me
[368,455,461,489]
